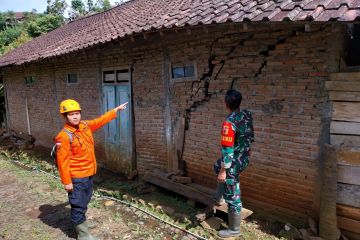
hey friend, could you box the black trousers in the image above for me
[68,176,93,225]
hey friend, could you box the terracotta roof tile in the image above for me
[1,0,360,67]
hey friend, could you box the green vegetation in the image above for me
[0,0,117,56]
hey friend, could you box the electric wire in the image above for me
[10,159,208,240]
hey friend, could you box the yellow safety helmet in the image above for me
[59,99,81,114]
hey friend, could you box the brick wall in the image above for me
[3,23,342,225]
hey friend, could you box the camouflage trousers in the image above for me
[213,153,250,213]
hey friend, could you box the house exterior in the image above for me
[1,0,360,237]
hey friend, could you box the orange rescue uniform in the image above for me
[55,110,117,185]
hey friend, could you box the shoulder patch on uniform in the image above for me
[221,121,235,147]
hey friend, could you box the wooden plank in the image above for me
[331,134,360,147]
[338,216,360,233]
[337,164,360,185]
[330,72,360,81]
[213,204,253,219]
[144,172,215,206]
[342,230,360,240]
[337,204,360,221]
[329,91,360,102]
[325,81,360,91]
[319,145,338,240]
[333,102,360,123]
[336,148,360,166]
[330,121,360,135]
[337,183,360,208]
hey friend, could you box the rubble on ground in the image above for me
[0,129,35,150]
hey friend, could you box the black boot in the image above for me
[212,182,225,205]
[218,211,241,238]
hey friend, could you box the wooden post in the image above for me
[162,49,174,171]
[319,144,338,240]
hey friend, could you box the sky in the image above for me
[0,0,119,14]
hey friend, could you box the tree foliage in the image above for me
[46,0,67,16]
[0,0,118,56]
[27,14,63,37]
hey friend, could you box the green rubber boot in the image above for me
[75,221,99,240]
[218,211,241,238]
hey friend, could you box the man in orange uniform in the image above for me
[55,99,127,240]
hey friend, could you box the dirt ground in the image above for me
[0,148,285,240]
[0,157,200,240]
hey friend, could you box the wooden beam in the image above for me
[325,81,360,91]
[338,164,360,185]
[333,102,360,123]
[143,172,217,206]
[329,91,360,102]
[338,216,360,233]
[337,204,360,221]
[336,147,360,166]
[330,121,360,135]
[330,72,360,81]
[243,23,248,31]
[341,230,360,240]
[331,134,360,147]
[319,144,338,240]
[337,183,360,208]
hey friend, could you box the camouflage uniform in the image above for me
[216,109,254,213]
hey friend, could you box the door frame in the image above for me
[101,65,136,172]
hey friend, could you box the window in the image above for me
[103,69,130,84]
[67,73,78,84]
[25,76,34,86]
[345,24,360,66]
[171,63,196,80]
[103,70,116,83]
[116,69,130,82]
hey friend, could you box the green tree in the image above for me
[26,14,63,37]
[96,0,112,11]
[0,31,31,55]
[0,26,22,48]
[46,0,67,16]
[0,11,16,31]
[69,0,86,20]
[86,0,95,12]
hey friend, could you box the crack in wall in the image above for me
[184,33,254,124]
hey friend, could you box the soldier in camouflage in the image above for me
[216,89,254,238]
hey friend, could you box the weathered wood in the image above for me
[333,102,360,123]
[144,172,216,206]
[319,144,338,240]
[331,134,360,147]
[171,176,192,184]
[337,164,360,185]
[336,148,360,166]
[330,121,360,135]
[143,172,254,219]
[325,81,360,91]
[213,204,253,219]
[342,230,360,240]
[329,91,360,102]
[330,72,360,81]
[187,183,216,196]
[172,116,185,171]
[337,204,360,221]
[337,183,360,208]
[338,216,360,233]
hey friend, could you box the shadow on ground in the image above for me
[38,202,76,239]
